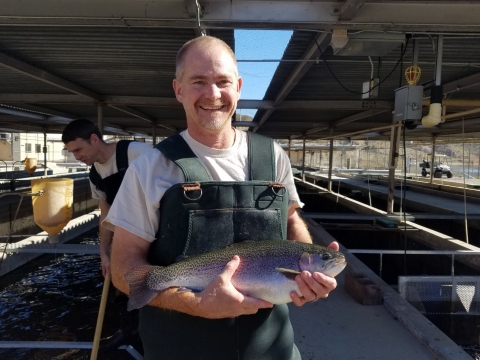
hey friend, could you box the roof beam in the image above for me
[0,94,394,110]
[0,52,103,101]
[290,109,390,139]
[2,1,480,32]
[108,105,177,132]
[253,32,331,132]
[338,0,367,21]
[0,53,177,133]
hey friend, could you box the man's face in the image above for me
[173,44,242,133]
[64,135,99,165]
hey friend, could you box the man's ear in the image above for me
[90,133,100,144]
[237,76,243,99]
[173,79,183,103]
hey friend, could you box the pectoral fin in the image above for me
[276,267,301,280]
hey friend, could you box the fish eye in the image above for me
[322,253,331,260]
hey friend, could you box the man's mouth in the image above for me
[200,104,224,110]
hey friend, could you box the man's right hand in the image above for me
[194,255,273,319]
[100,252,111,277]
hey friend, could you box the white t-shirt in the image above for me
[103,129,303,242]
[90,141,152,200]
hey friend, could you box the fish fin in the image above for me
[276,267,302,280]
[124,265,159,311]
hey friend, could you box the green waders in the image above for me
[140,132,301,360]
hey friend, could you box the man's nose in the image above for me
[204,84,221,99]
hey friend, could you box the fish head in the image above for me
[299,250,346,277]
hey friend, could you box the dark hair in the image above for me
[62,119,103,144]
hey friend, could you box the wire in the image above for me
[401,122,408,276]
[314,36,411,95]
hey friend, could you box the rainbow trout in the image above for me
[125,240,346,310]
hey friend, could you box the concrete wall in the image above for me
[0,139,12,161]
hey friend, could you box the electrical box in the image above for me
[394,85,423,122]
[362,78,379,99]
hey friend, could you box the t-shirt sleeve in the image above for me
[102,165,159,241]
[128,142,153,164]
[274,143,304,209]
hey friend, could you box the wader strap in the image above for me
[155,134,213,182]
[115,140,134,171]
[248,132,276,181]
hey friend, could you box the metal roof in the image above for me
[0,0,480,142]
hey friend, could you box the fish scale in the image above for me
[126,240,346,310]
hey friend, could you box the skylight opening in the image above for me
[235,30,293,120]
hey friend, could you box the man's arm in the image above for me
[98,199,113,277]
[286,206,339,306]
[286,206,312,243]
[110,226,273,318]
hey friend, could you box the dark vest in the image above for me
[140,132,301,360]
[89,140,133,205]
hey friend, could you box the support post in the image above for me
[387,125,401,213]
[152,124,157,146]
[430,136,436,183]
[97,104,104,136]
[43,132,47,176]
[288,138,291,161]
[328,129,334,192]
[301,135,306,181]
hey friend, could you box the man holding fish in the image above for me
[104,36,345,360]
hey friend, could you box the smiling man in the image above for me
[105,36,340,360]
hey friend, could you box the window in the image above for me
[25,143,31,153]
[35,144,42,153]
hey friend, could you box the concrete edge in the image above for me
[302,214,472,360]
[0,210,100,277]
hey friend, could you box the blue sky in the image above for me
[235,30,293,118]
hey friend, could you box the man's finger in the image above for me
[220,255,240,280]
[327,241,339,251]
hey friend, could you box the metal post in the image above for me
[435,35,444,86]
[301,135,306,181]
[288,138,291,161]
[97,104,104,136]
[152,124,157,146]
[387,124,400,213]
[430,136,436,183]
[328,130,334,192]
[43,132,47,176]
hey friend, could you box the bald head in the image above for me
[175,36,238,80]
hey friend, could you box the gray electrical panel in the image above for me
[394,85,423,122]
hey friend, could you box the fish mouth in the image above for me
[335,257,346,265]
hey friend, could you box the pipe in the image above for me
[422,35,444,127]
[43,132,47,176]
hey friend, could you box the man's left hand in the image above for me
[290,241,339,306]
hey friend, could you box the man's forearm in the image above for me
[287,210,312,243]
[99,213,113,256]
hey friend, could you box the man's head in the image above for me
[62,119,104,165]
[173,36,242,134]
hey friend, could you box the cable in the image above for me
[314,36,411,95]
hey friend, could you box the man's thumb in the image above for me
[221,255,240,280]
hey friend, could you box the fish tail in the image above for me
[124,265,159,311]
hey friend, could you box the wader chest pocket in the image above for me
[182,208,284,257]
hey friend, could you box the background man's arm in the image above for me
[110,226,273,318]
[98,199,113,277]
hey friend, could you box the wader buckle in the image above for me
[182,182,202,201]
[269,182,286,197]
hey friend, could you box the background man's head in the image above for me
[62,119,103,144]
[62,119,104,165]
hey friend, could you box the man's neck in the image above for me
[96,142,117,164]
[187,126,236,149]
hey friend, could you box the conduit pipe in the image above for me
[422,35,444,127]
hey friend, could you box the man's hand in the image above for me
[290,241,339,306]
[194,256,273,319]
[100,252,111,277]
